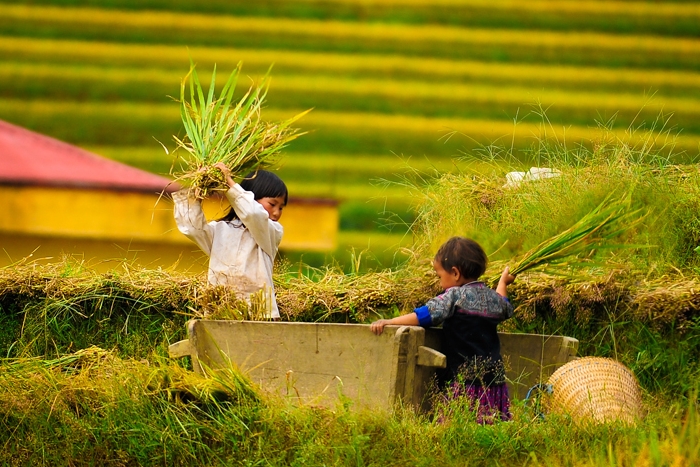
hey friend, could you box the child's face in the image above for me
[257,196,286,222]
[433,260,468,290]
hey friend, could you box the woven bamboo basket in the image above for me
[543,356,643,425]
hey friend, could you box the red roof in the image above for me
[0,119,177,193]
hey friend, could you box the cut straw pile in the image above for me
[0,256,697,333]
[170,61,310,198]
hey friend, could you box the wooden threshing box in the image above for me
[170,320,578,411]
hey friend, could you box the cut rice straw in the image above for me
[490,191,646,284]
[171,60,310,198]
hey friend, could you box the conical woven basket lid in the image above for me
[544,357,643,425]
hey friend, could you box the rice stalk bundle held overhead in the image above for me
[489,191,646,284]
[170,60,310,198]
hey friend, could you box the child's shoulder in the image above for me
[455,282,504,301]
[458,281,489,292]
[453,282,511,315]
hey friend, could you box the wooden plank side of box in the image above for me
[180,320,416,411]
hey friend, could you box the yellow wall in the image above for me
[0,232,210,272]
[1,185,179,241]
[0,185,338,269]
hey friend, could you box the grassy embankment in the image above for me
[0,348,697,466]
[0,1,699,268]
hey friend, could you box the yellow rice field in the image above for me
[4,61,699,116]
[286,0,700,18]
[2,98,694,154]
[93,146,458,175]
[5,36,700,95]
[2,4,699,56]
[2,37,699,94]
[0,62,179,86]
[1,0,699,256]
[272,76,700,115]
[91,145,418,201]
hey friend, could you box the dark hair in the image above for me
[434,237,488,280]
[218,169,288,222]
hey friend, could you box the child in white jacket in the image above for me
[173,162,287,319]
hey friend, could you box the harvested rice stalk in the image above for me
[488,191,646,285]
[171,61,310,199]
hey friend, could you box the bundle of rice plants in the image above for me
[488,191,646,285]
[170,61,310,198]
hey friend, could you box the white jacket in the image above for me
[173,184,283,318]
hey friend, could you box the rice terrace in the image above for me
[1,1,700,466]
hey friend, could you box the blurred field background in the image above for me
[1,0,699,270]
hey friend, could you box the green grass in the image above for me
[0,251,698,463]
[0,339,697,466]
[404,125,700,276]
[283,230,414,271]
[171,61,311,197]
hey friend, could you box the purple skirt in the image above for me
[438,381,512,424]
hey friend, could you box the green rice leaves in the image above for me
[172,60,310,198]
[505,190,647,279]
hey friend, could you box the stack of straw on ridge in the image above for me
[171,61,310,198]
